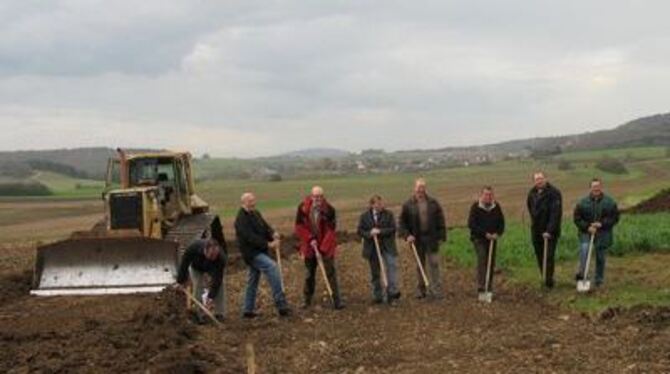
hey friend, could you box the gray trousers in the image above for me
[472,239,496,292]
[415,244,443,297]
[368,251,399,300]
[190,267,225,316]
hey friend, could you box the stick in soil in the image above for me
[246,342,257,374]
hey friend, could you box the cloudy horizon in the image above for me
[1,1,669,157]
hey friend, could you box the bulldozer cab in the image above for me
[106,151,196,219]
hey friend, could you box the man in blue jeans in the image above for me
[234,192,292,318]
[573,178,620,287]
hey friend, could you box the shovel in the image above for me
[478,239,495,303]
[373,234,389,291]
[577,232,596,293]
[275,238,285,293]
[542,236,548,285]
[410,242,430,288]
[178,286,223,327]
[312,242,335,304]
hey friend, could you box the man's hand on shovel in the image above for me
[204,297,214,311]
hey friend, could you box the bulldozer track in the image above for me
[164,213,220,255]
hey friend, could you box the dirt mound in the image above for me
[0,289,238,373]
[0,270,31,306]
[624,188,670,214]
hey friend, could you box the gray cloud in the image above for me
[0,1,669,157]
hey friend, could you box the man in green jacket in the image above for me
[573,178,620,287]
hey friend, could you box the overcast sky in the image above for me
[0,1,668,157]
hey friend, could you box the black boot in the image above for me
[333,297,346,310]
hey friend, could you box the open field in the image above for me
[0,150,669,372]
[555,146,667,162]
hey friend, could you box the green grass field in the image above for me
[31,171,104,197]
[555,146,667,162]
[443,213,670,312]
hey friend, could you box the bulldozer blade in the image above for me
[32,237,178,296]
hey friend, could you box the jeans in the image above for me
[242,253,288,313]
[190,267,225,316]
[578,236,607,285]
[368,251,399,301]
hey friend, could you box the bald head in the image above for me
[311,185,324,206]
[241,192,257,211]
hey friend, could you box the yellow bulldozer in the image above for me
[31,149,225,296]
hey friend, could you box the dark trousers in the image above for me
[532,234,557,286]
[304,256,341,305]
[472,239,496,292]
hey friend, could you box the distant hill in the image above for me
[0,112,668,181]
[278,148,351,159]
[0,147,160,180]
[425,112,670,155]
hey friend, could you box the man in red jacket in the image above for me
[294,186,344,309]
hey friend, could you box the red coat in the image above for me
[294,196,338,259]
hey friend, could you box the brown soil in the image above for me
[1,242,669,373]
[624,188,670,214]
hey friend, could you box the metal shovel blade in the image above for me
[478,292,493,303]
[576,280,591,293]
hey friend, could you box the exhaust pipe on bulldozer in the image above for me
[32,237,179,296]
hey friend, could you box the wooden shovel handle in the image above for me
[178,287,222,327]
[484,239,495,292]
[312,243,334,303]
[410,242,430,288]
[373,235,389,290]
[275,239,285,293]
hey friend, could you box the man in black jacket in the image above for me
[526,171,562,288]
[468,186,505,294]
[357,195,401,304]
[177,238,227,323]
[399,178,447,299]
[235,192,291,318]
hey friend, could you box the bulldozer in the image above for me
[31,149,225,296]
